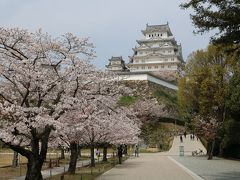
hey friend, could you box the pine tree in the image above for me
[181,0,240,44]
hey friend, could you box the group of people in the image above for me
[190,134,195,141]
[179,132,198,143]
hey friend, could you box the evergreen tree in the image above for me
[181,0,240,44]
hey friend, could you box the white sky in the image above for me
[0,0,213,69]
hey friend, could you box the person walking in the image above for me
[96,148,100,157]
[180,135,183,143]
[135,145,139,157]
[184,131,187,138]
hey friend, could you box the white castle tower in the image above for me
[127,23,184,79]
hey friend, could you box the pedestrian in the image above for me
[184,131,187,138]
[96,148,100,157]
[190,134,192,140]
[180,135,183,143]
[123,144,128,156]
[135,145,139,157]
[118,145,123,164]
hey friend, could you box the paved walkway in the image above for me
[98,135,206,180]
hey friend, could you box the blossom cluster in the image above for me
[0,27,140,150]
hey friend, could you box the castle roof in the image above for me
[142,23,173,36]
[109,56,124,61]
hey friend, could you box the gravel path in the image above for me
[98,135,240,180]
[168,134,207,156]
[171,156,240,180]
[97,153,195,180]
[170,135,240,180]
[98,135,206,180]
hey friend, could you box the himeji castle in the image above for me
[128,23,183,74]
[106,23,184,90]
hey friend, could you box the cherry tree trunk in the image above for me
[68,142,78,174]
[12,151,18,168]
[90,145,95,167]
[117,145,123,164]
[60,148,65,159]
[25,126,52,180]
[103,146,107,162]
[124,145,128,156]
[25,156,44,180]
[208,140,215,160]
[219,143,223,157]
[77,145,81,158]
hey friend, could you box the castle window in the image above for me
[154,66,158,69]
[142,66,145,69]
[148,66,152,69]
[149,35,151,37]
[168,65,171,68]
[171,58,174,61]
[161,65,164,68]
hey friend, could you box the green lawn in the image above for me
[46,157,128,180]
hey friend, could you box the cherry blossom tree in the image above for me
[101,106,140,162]
[58,86,140,172]
[193,115,221,160]
[131,99,167,121]
[0,27,95,180]
[44,71,132,172]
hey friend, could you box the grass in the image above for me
[0,150,28,167]
[153,89,177,105]
[140,122,184,152]
[0,147,129,179]
[117,95,138,106]
[46,156,128,180]
[0,161,50,180]
[139,148,160,153]
[0,164,28,179]
[0,154,94,179]
[0,147,115,167]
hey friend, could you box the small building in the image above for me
[106,56,128,72]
